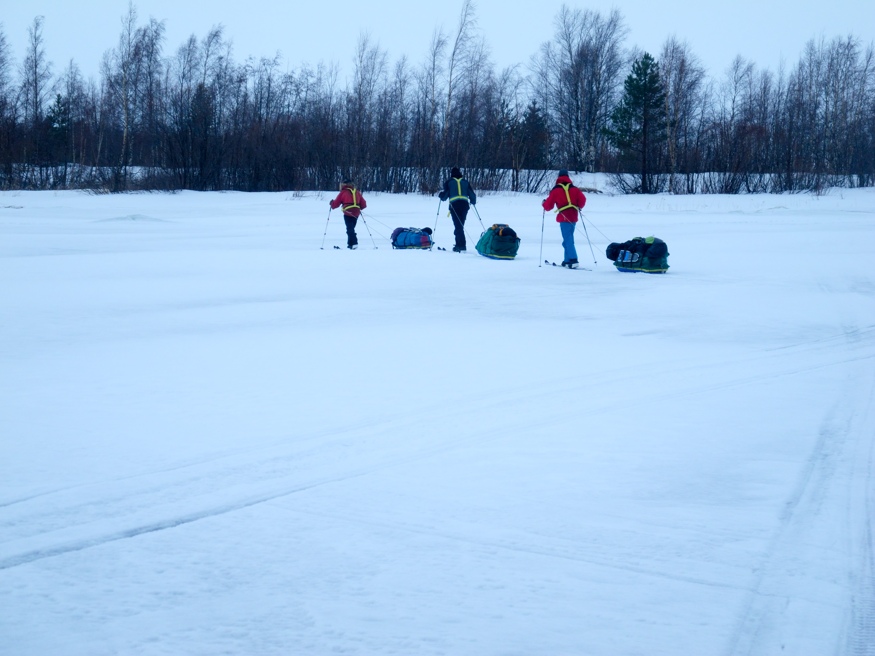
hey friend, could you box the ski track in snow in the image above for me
[846,371,875,656]
[2,329,873,582]
[725,328,875,656]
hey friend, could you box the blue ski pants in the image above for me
[560,221,577,262]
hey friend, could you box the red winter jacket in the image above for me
[542,175,586,223]
[330,185,367,218]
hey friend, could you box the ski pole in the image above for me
[359,212,378,249]
[538,209,545,267]
[577,217,597,264]
[320,207,332,250]
[434,200,442,233]
[471,203,486,231]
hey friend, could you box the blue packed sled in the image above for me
[391,227,434,249]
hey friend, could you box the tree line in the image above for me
[1,2,873,194]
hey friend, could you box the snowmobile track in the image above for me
[726,352,875,656]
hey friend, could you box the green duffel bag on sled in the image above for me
[605,236,669,273]
[475,224,520,260]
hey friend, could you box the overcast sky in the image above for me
[2,0,873,83]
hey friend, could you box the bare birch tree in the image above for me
[0,25,14,186]
[534,6,626,171]
[442,0,477,161]
[18,16,54,186]
[659,37,707,193]
[19,16,53,127]
[414,30,447,190]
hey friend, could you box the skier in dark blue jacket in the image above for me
[438,167,477,252]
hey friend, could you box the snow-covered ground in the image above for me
[1,184,874,655]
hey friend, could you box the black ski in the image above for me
[544,259,591,271]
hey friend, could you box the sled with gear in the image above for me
[475,224,520,260]
[391,227,434,249]
[605,236,669,273]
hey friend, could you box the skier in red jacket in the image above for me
[542,169,586,268]
[329,179,367,249]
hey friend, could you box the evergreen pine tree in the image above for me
[605,53,668,193]
[520,101,550,169]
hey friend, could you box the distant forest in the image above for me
[1,1,873,194]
